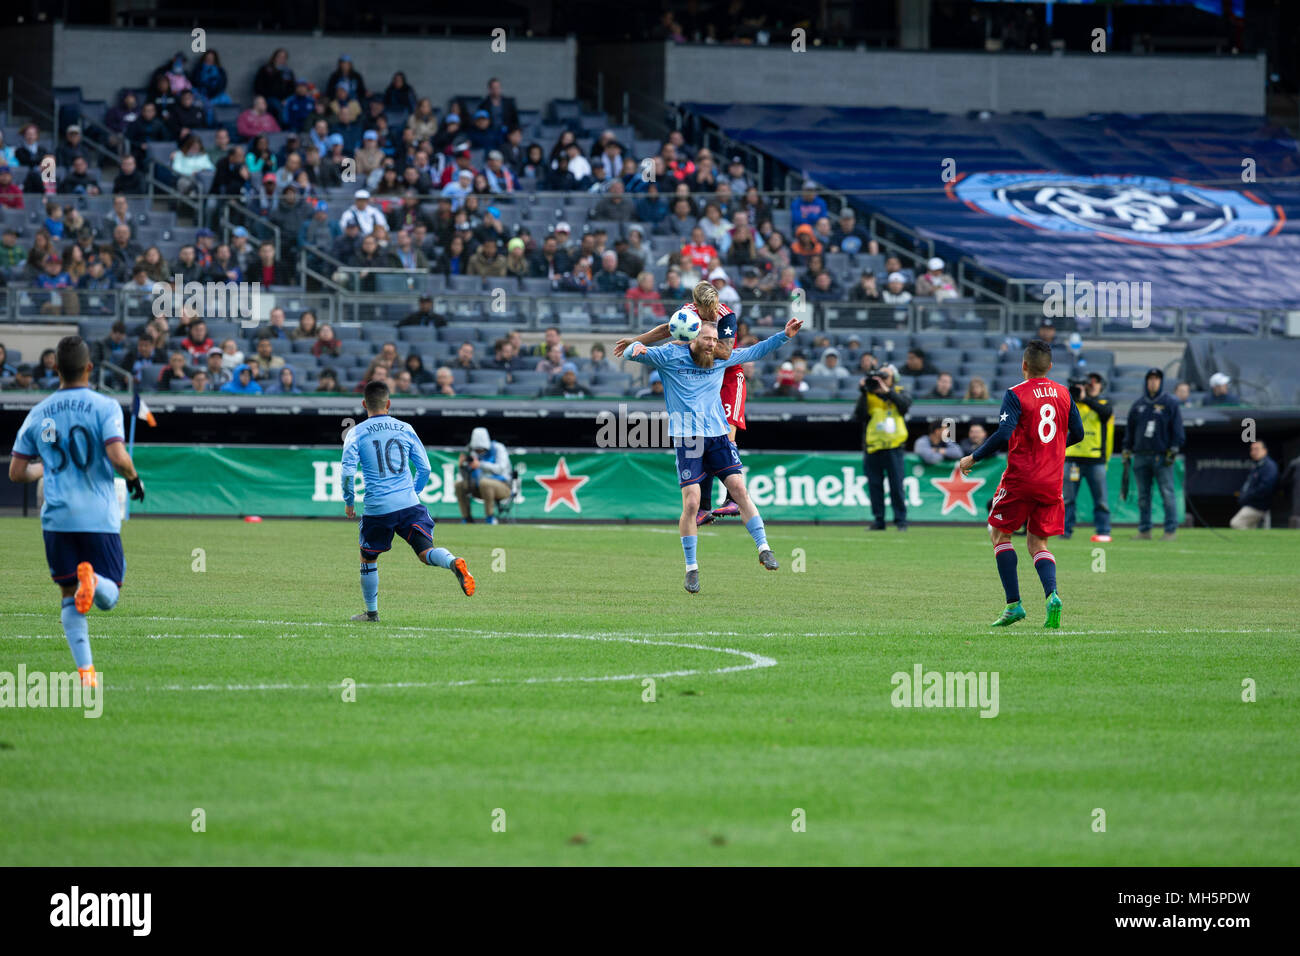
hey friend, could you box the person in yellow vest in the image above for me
[853,363,913,530]
[1063,371,1114,542]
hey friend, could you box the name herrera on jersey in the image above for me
[42,398,98,416]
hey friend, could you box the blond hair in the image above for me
[692,281,719,322]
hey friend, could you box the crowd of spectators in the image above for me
[2,46,961,322]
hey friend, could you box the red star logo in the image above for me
[534,456,590,513]
[930,464,986,516]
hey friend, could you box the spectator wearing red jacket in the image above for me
[237,96,282,139]
[680,226,717,270]
[181,319,215,363]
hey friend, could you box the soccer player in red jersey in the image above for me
[959,339,1083,628]
[614,283,747,525]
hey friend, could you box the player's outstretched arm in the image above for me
[106,441,145,501]
[726,326,796,366]
[625,341,666,366]
[613,323,670,358]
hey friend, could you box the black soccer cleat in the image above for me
[758,549,779,571]
[684,568,700,594]
[351,610,379,622]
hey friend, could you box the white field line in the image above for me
[1,615,777,692]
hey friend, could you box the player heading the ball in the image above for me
[625,292,802,594]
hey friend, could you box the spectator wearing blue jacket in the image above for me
[1229,441,1278,529]
[791,180,829,231]
[220,362,263,394]
[1123,367,1185,539]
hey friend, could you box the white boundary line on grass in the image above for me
[2,614,778,693]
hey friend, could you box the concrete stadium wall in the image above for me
[661,45,1266,117]
[51,24,576,110]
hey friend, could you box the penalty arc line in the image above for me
[1,618,778,692]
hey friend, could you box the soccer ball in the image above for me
[668,308,701,342]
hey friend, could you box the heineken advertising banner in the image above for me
[129,445,1184,525]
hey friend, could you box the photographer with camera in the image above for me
[1063,371,1114,542]
[454,426,513,525]
[853,363,913,531]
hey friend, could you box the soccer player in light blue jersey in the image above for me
[341,379,474,621]
[626,310,803,593]
[8,336,146,687]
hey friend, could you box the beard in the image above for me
[690,341,715,368]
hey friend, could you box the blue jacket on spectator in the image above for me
[220,363,263,394]
[1239,456,1278,510]
[282,94,316,133]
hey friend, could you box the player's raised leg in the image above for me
[403,507,474,597]
[680,480,702,593]
[722,471,779,570]
[696,476,715,526]
[989,526,1026,627]
[711,427,742,518]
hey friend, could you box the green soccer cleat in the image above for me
[1044,592,1062,629]
[991,602,1026,627]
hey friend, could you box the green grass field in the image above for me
[1,516,1297,866]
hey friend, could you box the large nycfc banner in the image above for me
[129,445,1183,524]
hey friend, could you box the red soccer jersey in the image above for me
[999,378,1077,501]
[679,302,746,429]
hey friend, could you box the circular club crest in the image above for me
[952,172,1277,247]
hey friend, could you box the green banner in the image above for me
[129,445,1183,524]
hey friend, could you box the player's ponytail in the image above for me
[692,281,719,323]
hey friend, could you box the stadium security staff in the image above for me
[1123,367,1185,540]
[1063,371,1113,542]
[455,426,513,525]
[1229,441,1278,529]
[853,363,912,531]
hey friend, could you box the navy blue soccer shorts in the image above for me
[359,503,436,559]
[675,435,744,487]
[43,531,126,586]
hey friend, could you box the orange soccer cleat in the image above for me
[74,562,98,614]
[78,666,98,688]
[452,558,476,597]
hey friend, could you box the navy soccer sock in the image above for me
[994,542,1020,604]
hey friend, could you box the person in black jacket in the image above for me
[476,78,519,135]
[1229,441,1278,529]
[254,49,296,117]
[1123,367,1186,540]
[112,154,148,195]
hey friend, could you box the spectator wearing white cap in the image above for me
[440,169,474,211]
[455,426,513,524]
[882,272,913,304]
[338,189,386,235]
[709,267,741,311]
[915,257,958,301]
[1205,372,1238,405]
